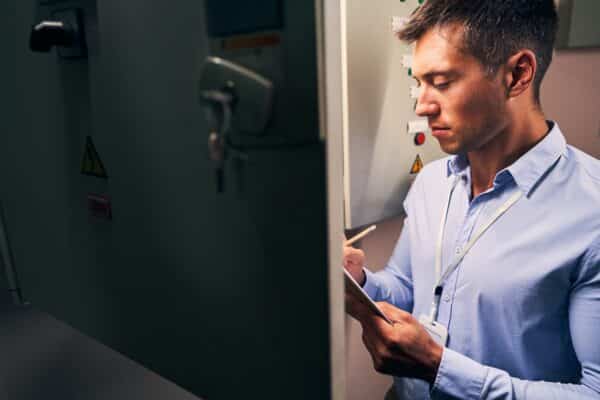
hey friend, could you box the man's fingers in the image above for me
[342,246,366,285]
[361,330,381,369]
[343,247,365,275]
[361,321,399,375]
[343,246,365,260]
[376,302,413,323]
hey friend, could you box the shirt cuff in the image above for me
[430,348,485,400]
[362,268,380,299]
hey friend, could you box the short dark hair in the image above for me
[398,0,558,103]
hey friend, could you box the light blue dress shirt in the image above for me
[363,122,600,399]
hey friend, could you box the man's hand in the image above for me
[355,301,443,384]
[343,246,366,285]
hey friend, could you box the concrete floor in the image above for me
[0,293,201,400]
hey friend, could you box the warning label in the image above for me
[410,154,424,174]
[222,33,281,50]
[81,136,108,178]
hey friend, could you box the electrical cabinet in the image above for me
[3,1,331,399]
[343,0,447,229]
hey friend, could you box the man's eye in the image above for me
[434,81,450,90]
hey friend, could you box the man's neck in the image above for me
[467,115,549,198]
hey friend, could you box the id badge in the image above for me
[418,314,448,346]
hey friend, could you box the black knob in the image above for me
[30,20,75,52]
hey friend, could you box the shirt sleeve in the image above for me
[362,218,414,313]
[430,238,600,400]
[362,170,424,313]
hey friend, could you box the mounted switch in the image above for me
[199,57,273,137]
[199,57,273,192]
[414,132,426,146]
[30,8,86,58]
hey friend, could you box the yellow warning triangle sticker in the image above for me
[410,154,424,174]
[81,136,108,178]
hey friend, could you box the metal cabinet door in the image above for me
[3,1,331,398]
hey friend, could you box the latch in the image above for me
[29,8,86,58]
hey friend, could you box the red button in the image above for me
[414,132,426,146]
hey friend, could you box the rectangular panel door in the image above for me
[3,1,332,398]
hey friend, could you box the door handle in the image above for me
[30,20,75,51]
[29,9,86,58]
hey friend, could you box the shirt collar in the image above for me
[447,153,468,177]
[446,121,567,195]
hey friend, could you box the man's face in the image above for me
[412,24,508,155]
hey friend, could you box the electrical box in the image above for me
[204,0,319,146]
[343,0,447,229]
[7,1,331,399]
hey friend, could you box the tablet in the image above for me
[344,269,393,325]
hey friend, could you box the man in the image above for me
[343,1,600,399]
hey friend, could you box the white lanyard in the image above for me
[429,177,523,321]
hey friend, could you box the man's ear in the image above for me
[504,50,537,99]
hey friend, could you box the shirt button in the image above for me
[443,294,451,302]
[455,246,462,255]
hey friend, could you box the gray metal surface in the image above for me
[0,302,201,400]
[3,1,330,399]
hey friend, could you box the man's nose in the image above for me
[414,90,440,117]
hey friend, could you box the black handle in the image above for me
[30,20,75,52]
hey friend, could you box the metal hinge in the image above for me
[0,202,24,305]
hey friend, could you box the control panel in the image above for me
[343,0,447,229]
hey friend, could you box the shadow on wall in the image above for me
[0,291,11,306]
[542,49,600,158]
